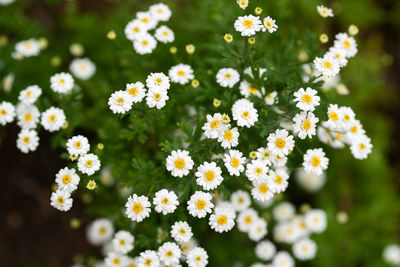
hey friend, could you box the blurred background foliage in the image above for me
[0,0,399,266]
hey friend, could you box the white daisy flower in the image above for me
[168,64,194,85]
[153,189,179,215]
[249,218,268,241]
[112,230,134,254]
[267,129,295,157]
[187,191,214,218]
[262,16,278,33]
[209,207,236,233]
[265,91,277,105]
[146,87,169,109]
[340,106,356,130]
[292,111,319,139]
[86,218,114,246]
[125,194,151,222]
[304,209,327,233]
[41,107,66,132]
[231,98,258,127]
[317,5,334,17]
[239,80,262,97]
[78,153,101,175]
[124,19,147,41]
[326,104,343,130]
[269,168,289,194]
[0,101,15,125]
[50,189,73,212]
[202,113,223,139]
[195,161,223,191]
[50,72,74,94]
[218,126,239,149]
[230,190,251,212]
[158,242,181,265]
[334,33,358,58]
[108,90,134,114]
[273,202,295,222]
[293,238,317,260]
[223,149,246,176]
[296,168,326,192]
[125,82,146,103]
[234,15,263,36]
[146,72,170,91]
[18,85,42,104]
[293,87,320,111]
[171,221,193,243]
[246,159,269,183]
[165,149,194,177]
[255,147,273,165]
[15,39,40,57]
[271,153,288,169]
[154,25,175,43]
[272,251,294,267]
[345,119,365,143]
[66,135,90,156]
[55,167,80,193]
[237,208,259,232]
[133,33,157,55]
[186,247,208,267]
[327,47,348,67]
[136,11,157,30]
[216,68,240,88]
[313,54,340,77]
[350,135,372,159]
[149,3,172,22]
[251,180,274,202]
[69,58,96,80]
[237,0,248,9]
[255,240,276,261]
[16,104,40,129]
[16,129,39,153]
[105,252,128,267]
[303,148,328,175]
[383,244,400,265]
[126,257,140,267]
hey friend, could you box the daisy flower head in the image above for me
[50,72,74,94]
[78,153,100,175]
[195,161,223,191]
[112,230,134,254]
[383,244,400,265]
[16,129,39,153]
[108,90,134,114]
[124,19,147,41]
[303,148,328,175]
[55,167,80,193]
[262,16,278,33]
[251,180,274,202]
[146,72,170,91]
[269,168,289,194]
[265,91,278,105]
[136,11,157,30]
[267,129,295,157]
[246,159,269,183]
[146,87,169,109]
[105,252,129,267]
[50,189,73,212]
[209,207,236,233]
[202,113,223,139]
[248,218,268,241]
[292,111,319,139]
[317,5,334,17]
[223,149,246,176]
[125,82,146,103]
[16,104,40,129]
[272,251,295,267]
[237,0,248,10]
[69,58,96,80]
[18,85,42,104]
[154,25,175,43]
[86,218,114,246]
[255,147,273,165]
[350,135,372,159]
[239,80,262,98]
[313,54,340,77]
[166,149,194,177]
[326,104,343,130]
[345,119,365,143]
[237,208,259,232]
[340,106,356,130]
[41,107,66,132]
[327,47,348,67]
[293,238,317,260]
[296,168,326,192]
[138,250,159,267]
[15,39,41,57]
[168,64,194,85]
[153,189,179,215]
[334,33,358,58]
[66,135,90,156]
[234,15,263,37]
[149,3,172,21]
[231,98,258,127]
[186,247,208,267]
[0,101,15,125]
[273,202,295,222]
[305,209,327,233]
[218,126,239,149]
[171,221,193,243]
[187,191,214,218]
[125,194,151,222]
[255,240,276,261]
[133,33,157,55]
[216,68,240,88]
[158,242,181,265]
[230,190,251,211]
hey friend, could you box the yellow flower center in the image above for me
[302,119,311,130]
[204,170,215,181]
[323,61,332,69]
[85,160,93,167]
[174,158,185,169]
[335,132,342,140]
[62,174,71,185]
[242,111,249,118]
[49,114,56,122]
[132,202,143,213]
[26,90,32,97]
[359,143,366,150]
[275,138,286,148]
[259,183,269,194]
[195,256,201,262]
[113,258,120,265]
[231,158,239,168]
[266,21,272,27]
[238,197,244,203]
[57,196,64,204]
[210,119,220,129]
[343,40,351,48]
[177,70,185,76]
[179,228,186,234]
[301,94,312,103]
[329,112,338,121]
[141,17,149,23]
[99,227,106,235]
[224,73,231,78]
[217,215,228,225]
[155,78,162,85]
[255,167,263,175]
[141,40,148,46]
[166,251,173,257]
[116,97,124,105]
[196,200,206,210]
[23,137,30,144]
[0,109,7,116]
[133,27,139,33]
[24,113,32,122]
[311,156,321,167]
[243,19,253,28]
[119,239,125,245]
[161,197,169,204]
[144,259,152,266]
[351,126,358,133]
[74,141,81,148]
[59,78,65,84]
[224,130,233,141]
[154,93,161,101]
[248,85,258,94]
[245,216,252,224]
[344,114,350,121]
[275,175,283,184]
[129,87,138,96]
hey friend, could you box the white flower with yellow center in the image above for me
[317,5,333,17]
[239,80,262,97]
[18,85,42,104]
[78,153,101,175]
[168,64,194,85]
[158,242,181,265]
[246,159,269,183]
[112,230,134,254]
[125,82,146,103]
[218,126,239,149]
[304,209,327,233]
[293,238,317,260]
[313,54,340,77]
[202,113,223,139]
[236,0,248,9]
[269,168,289,193]
[50,72,74,94]
[383,245,400,265]
[86,218,114,246]
[154,25,175,43]
[125,194,151,222]
[216,68,240,88]
[124,19,147,41]
[292,111,319,139]
[126,257,140,267]
[237,208,259,232]
[272,251,294,267]
[186,247,208,267]
[273,202,295,222]
[234,15,263,37]
[41,107,66,132]
[327,47,348,67]
[339,106,355,130]
[195,161,223,190]
[171,221,193,243]
[262,16,278,33]
[0,101,15,125]
[296,168,326,192]
[69,58,96,80]
[166,149,194,177]
[16,104,40,129]
[249,218,268,241]
[149,3,172,21]
[223,149,246,176]
[209,207,236,233]
[256,240,276,261]
[293,87,320,111]
[50,189,73,211]
[15,39,41,57]
[146,72,170,91]
[326,104,343,130]
[303,148,328,175]
[350,135,372,159]
[267,129,295,157]
[187,191,214,218]
[334,33,358,58]
[153,189,179,215]
[230,190,251,212]
[134,33,157,55]
[138,250,159,267]
[251,180,274,202]
[265,91,278,105]
[136,11,157,30]
[66,135,90,156]
[16,129,39,153]
[55,167,80,193]
[232,98,258,128]
[271,153,288,168]
[345,119,365,143]
[105,252,129,267]
[146,87,169,109]
[255,147,273,165]
[108,90,134,114]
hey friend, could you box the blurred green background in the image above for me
[0,0,399,266]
